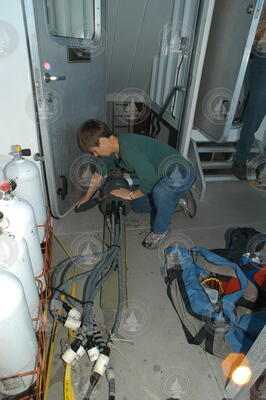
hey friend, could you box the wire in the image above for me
[170,52,185,116]
[49,203,126,400]
[150,50,185,139]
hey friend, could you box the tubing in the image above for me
[49,201,125,400]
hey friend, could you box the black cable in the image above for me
[150,51,185,139]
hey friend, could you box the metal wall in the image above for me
[0,0,40,167]
[106,0,175,96]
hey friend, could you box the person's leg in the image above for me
[142,164,195,248]
[235,56,266,165]
[131,195,152,213]
[151,165,195,234]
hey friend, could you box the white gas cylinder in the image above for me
[0,231,40,327]
[0,181,46,291]
[0,167,5,182]
[4,145,47,242]
[0,269,38,397]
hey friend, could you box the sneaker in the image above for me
[142,231,168,249]
[178,191,197,218]
[232,161,247,180]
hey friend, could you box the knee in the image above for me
[152,184,168,205]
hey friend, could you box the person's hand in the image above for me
[76,193,93,208]
[76,172,103,208]
[111,188,133,200]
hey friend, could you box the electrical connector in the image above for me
[63,306,82,330]
[61,338,86,364]
[69,308,82,320]
[64,316,82,330]
[85,337,100,362]
[92,346,110,377]
[83,346,111,399]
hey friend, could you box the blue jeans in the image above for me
[235,56,266,164]
[131,164,196,234]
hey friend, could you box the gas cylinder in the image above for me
[0,269,38,397]
[0,230,40,328]
[0,167,5,182]
[4,145,47,243]
[0,181,46,291]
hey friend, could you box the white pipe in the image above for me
[173,0,199,115]
[179,0,215,156]
[155,24,169,106]
[181,0,194,38]
[163,0,184,102]
[150,55,159,101]
[172,0,199,118]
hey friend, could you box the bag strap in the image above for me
[236,297,256,310]
[166,279,208,345]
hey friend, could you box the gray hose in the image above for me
[82,214,121,332]
[109,244,125,342]
[50,202,126,400]
[106,365,115,400]
[50,251,119,321]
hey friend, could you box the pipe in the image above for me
[155,23,169,105]
[163,0,184,102]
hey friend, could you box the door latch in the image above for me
[57,175,68,200]
[246,4,254,14]
[44,72,66,83]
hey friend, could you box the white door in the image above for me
[23,0,106,217]
[194,0,264,143]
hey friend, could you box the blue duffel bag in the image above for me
[164,247,266,359]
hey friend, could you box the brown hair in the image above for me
[78,120,115,152]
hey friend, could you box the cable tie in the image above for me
[52,288,84,304]
[109,244,121,250]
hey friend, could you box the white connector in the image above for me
[87,346,100,362]
[93,353,110,376]
[61,347,79,364]
[68,308,82,320]
[61,339,86,364]
[64,316,81,330]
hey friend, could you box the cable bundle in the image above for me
[49,205,126,400]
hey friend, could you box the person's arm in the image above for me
[111,187,145,200]
[76,154,118,207]
[76,171,103,207]
[111,148,158,200]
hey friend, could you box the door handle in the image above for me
[246,4,254,14]
[57,175,68,200]
[44,72,66,83]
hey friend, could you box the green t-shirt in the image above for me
[95,134,191,194]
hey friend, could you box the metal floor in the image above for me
[48,180,266,400]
